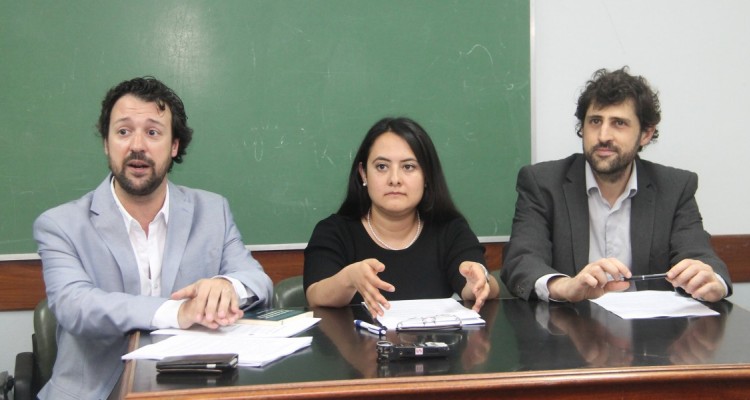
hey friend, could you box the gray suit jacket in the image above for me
[33,175,273,399]
[501,154,732,301]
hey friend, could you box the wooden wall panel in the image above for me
[1,236,746,311]
[711,235,750,283]
[0,260,45,311]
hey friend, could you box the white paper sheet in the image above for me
[150,317,320,338]
[590,290,720,319]
[121,335,312,367]
[372,298,485,330]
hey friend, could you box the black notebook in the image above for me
[238,308,313,326]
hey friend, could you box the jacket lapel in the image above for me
[630,158,655,276]
[90,175,141,293]
[563,155,590,274]
[161,182,193,296]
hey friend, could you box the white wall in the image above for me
[533,0,750,234]
[3,0,750,377]
[0,311,33,378]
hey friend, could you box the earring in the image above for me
[363,181,367,187]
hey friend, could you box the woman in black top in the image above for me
[304,117,500,317]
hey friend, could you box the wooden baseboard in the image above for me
[1,235,747,311]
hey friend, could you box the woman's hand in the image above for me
[459,261,498,311]
[345,258,395,318]
[306,258,395,317]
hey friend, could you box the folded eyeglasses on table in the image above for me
[395,314,463,332]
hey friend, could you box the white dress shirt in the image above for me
[110,179,249,328]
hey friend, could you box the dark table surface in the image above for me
[123,296,750,398]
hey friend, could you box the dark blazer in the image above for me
[501,154,732,301]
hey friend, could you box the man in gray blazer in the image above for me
[502,67,731,303]
[33,77,273,399]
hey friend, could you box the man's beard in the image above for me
[110,152,170,196]
[584,143,637,183]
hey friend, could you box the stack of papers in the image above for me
[151,317,320,338]
[590,290,720,319]
[122,335,312,367]
[372,298,485,330]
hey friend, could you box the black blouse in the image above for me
[303,214,485,304]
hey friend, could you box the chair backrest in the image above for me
[273,275,308,308]
[491,269,501,285]
[33,299,57,388]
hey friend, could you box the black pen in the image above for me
[624,273,668,281]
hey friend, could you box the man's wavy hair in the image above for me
[575,67,661,151]
[97,76,193,169]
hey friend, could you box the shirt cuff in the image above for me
[535,273,568,302]
[716,273,729,298]
[216,275,260,309]
[152,299,186,329]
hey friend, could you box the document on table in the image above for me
[122,335,312,367]
[590,290,719,319]
[371,298,485,330]
[150,317,320,338]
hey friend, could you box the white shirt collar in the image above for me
[584,160,638,201]
[110,176,170,228]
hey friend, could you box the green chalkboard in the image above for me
[0,0,530,254]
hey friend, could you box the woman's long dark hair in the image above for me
[337,117,463,224]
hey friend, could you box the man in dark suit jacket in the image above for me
[502,67,731,303]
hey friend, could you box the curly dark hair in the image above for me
[575,67,661,151]
[97,76,193,167]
